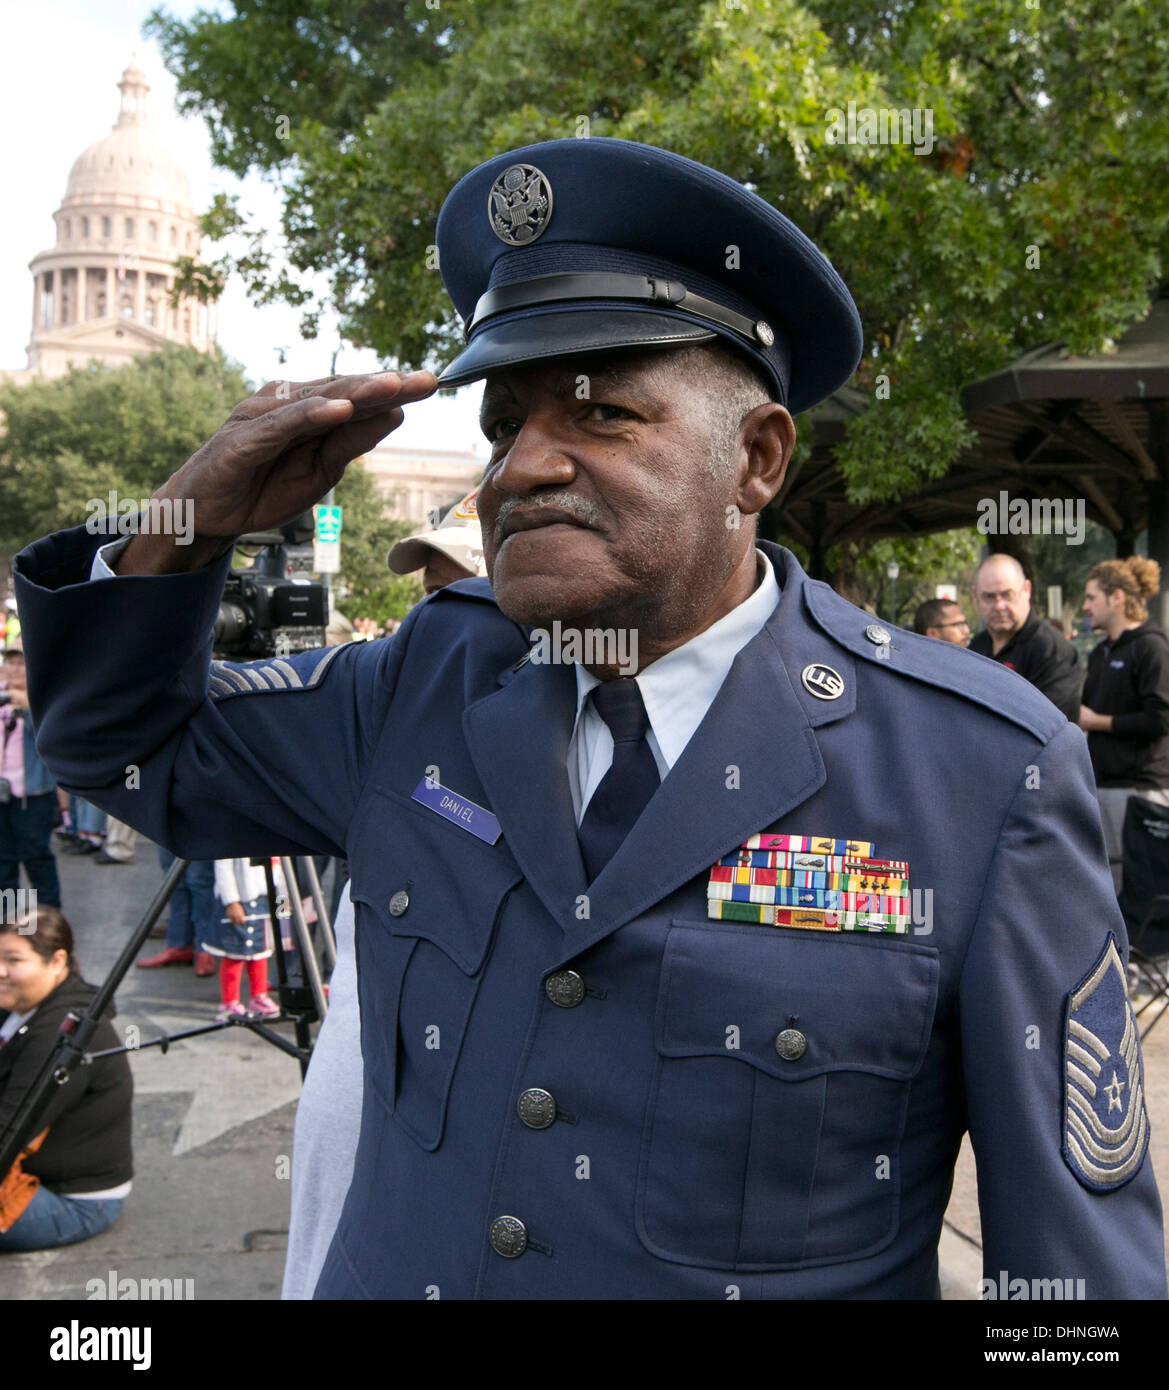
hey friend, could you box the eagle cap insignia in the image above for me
[1062,935,1149,1192]
[488,163,554,246]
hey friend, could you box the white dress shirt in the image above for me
[569,551,779,823]
[91,537,132,580]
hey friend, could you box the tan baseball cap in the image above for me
[386,488,487,577]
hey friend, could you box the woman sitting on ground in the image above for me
[0,906,133,1251]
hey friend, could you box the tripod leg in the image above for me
[280,857,328,1023]
[299,856,336,969]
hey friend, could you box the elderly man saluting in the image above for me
[13,140,1164,1300]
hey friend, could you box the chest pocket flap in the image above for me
[349,785,523,1150]
[659,922,937,1080]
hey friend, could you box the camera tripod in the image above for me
[0,852,336,1180]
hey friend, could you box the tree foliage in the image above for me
[808,526,983,625]
[0,347,250,558]
[145,0,1169,513]
[330,459,426,622]
[0,348,427,623]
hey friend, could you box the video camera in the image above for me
[213,512,329,660]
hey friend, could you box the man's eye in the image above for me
[485,418,520,443]
[585,403,633,422]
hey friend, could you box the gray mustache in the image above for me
[494,493,603,533]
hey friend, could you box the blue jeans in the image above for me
[67,793,106,836]
[157,848,217,951]
[0,792,61,907]
[0,1185,124,1251]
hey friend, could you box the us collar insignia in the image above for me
[801,664,844,700]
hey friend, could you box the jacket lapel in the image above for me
[561,545,857,959]
[464,545,856,958]
[464,655,588,928]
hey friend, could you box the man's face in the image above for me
[422,549,475,595]
[973,561,1031,639]
[475,350,781,638]
[1082,579,1119,634]
[927,604,970,645]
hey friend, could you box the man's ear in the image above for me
[737,404,795,517]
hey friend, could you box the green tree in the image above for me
[147,0,1169,508]
[788,527,983,626]
[330,459,427,623]
[0,346,251,561]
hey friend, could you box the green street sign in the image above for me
[314,504,343,543]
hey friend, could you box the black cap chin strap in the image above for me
[468,271,775,349]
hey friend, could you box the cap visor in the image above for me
[436,308,716,388]
[387,538,435,573]
[387,531,481,574]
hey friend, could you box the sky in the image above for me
[0,0,486,457]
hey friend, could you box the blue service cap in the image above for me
[435,137,863,415]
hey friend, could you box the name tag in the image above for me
[411,777,502,845]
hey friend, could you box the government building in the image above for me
[2,57,479,521]
[7,58,214,386]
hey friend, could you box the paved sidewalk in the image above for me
[0,836,301,1301]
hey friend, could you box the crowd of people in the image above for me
[915,553,1169,889]
[325,612,400,645]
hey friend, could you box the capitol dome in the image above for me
[23,57,216,380]
[65,70,194,215]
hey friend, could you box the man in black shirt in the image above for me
[968,553,1081,721]
[1079,557,1169,890]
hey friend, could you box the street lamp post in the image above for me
[886,560,900,625]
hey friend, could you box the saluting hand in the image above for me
[115,370,437,575]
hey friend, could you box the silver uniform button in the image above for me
[517,1088,557,1129]
[388,890,410,917]
[775,1028,807,1061]
[864,624,892,646]
[545,970,585,1007]
[489,1215,528,1258]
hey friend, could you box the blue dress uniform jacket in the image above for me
[13,525,1167,1299]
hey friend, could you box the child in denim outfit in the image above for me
[205,858,282,1021]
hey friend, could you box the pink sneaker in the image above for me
[216,1000,247,1023]
[247,993,281,1020]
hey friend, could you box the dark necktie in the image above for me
[577,678,661,881]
